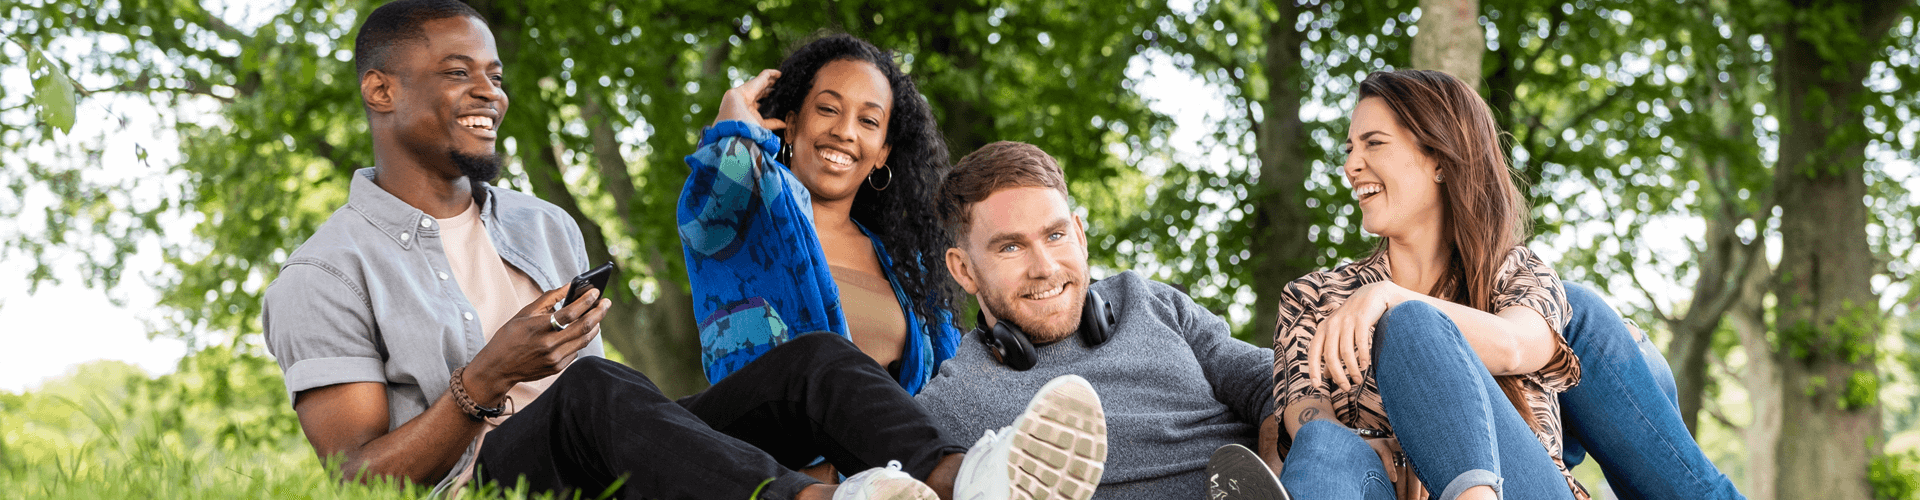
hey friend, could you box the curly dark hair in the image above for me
[757,34,960,330]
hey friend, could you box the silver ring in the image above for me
[549,316,565,331]
[1352,427,1389,439]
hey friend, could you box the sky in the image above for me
[0,86,201,392]
[0,0,280,392]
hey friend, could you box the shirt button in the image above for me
[463,312,474,321]
[399,232,411,242]
[420,217,433,228]
[438,271,449,280]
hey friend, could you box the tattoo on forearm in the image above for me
[1299,407,1320,424]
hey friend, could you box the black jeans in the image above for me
[475,333,966,500]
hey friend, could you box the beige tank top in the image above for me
[831,264,908,370]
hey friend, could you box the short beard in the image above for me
[450,149,501,183]
[980,279,1085,345]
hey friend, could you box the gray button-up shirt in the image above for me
[263,167,601,485]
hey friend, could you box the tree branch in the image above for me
[1556,89,1625,141]
[305,133,341,169]
[197,8,253,45]
[1691,237,1762,326]
[1516,7,1568,80]
[87,71,237,104]
[582,91,638,229]
[1710,345,1744,380]
[1704,398,1745,434]
[1629,267,1676,325]
[1607,197,1674,324]
[522,134,614,269]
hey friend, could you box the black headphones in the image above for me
[973,288,1117,371]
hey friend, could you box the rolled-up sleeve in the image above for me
[263,260,386,405]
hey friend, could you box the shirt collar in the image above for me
[346,167,495,249]
[1355,250,1391,278]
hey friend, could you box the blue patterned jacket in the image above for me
[678,120,960,394]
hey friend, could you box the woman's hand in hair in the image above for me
[714,69,787,131]
[1310,281,1408,390]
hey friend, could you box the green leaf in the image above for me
[33,72,77,133]
[25,43,77,133]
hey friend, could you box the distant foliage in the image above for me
[1874,449,1920,500]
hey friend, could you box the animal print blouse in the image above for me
[1270,247,1587,499]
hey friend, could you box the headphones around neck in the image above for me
[973,287,1117,371]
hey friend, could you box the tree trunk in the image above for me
[605,250,706,398]
[1248,0,1316,349]
[923,2,994,159]
[1668,83,1764,434]
[1665,207,1752,435]
[1732,239,1778,500]
[1767,2,1898,498]
[1411,0,1483,90]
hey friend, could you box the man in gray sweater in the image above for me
[919,141,1280,500]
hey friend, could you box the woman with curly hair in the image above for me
[674,35,1111,500]
[679,33,961,395]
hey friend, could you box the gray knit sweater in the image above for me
[915,271,1275,500]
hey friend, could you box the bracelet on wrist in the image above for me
[450,366,505,422]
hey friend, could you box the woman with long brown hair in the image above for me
[1253,69,1744,500]
[1264,69,1584,500]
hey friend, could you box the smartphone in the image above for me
[563,262,617,309]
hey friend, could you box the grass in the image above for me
[0,345,598,499]
[9,341,1917,499]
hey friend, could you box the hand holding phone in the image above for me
[564,262,617,309]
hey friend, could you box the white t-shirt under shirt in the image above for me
[438,200,565,486]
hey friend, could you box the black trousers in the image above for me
[475,333,966,500]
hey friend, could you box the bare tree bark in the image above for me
[1767,2,1900,498]
[1732,240,1778,500]
[1412,0,1484,90]
[1664,205,1758,434]
[1249,0,1316,348]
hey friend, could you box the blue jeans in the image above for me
[1556,282,1744,500]
[1373,301,1575,500]
[1280,301,1573,500]
[1280,420,1396,500]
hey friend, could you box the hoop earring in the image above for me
[776,141,793,165]
[867,165,893,191]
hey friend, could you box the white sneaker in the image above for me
[834,460,939,500]
[953,374,1108,500]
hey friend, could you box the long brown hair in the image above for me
[1357,70,1529,312]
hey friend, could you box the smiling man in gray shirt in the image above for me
[917,141,1281,500]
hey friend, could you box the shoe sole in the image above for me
[1206,444,1290,500]
[1006,375,1107,500]
[865,476,940,500]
